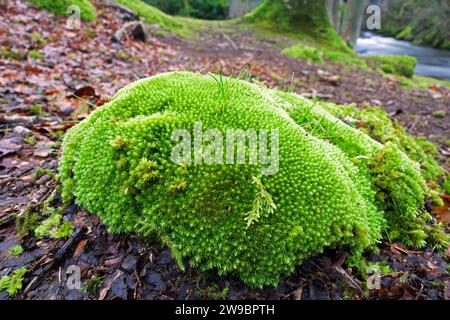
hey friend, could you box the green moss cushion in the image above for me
[60,71,428,286]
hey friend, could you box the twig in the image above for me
[222,33,238,51]
[332,253,364,294]
[23,228,84,295]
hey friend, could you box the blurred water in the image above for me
[355,32,450,80]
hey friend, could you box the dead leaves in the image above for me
[433,195,450,226]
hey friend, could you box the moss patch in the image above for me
[397,75,450,90]
[365,55,417,78]
[27,0,96,22]
[281,44,324,64]
[282,43,367,67]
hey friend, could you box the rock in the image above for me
[13,125,32,137]
[121,254,138,271]
[59,104,74,116]
[113,21,149,43]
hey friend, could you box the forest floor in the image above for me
[0,0,449,300]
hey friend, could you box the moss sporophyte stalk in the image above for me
[60,71,442,287]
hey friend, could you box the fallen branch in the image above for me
[222,33,239,51]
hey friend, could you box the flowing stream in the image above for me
[355,32,450,80]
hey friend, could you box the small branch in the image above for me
[23,228,84,295]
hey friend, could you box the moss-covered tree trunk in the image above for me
[229,0,263,18]
[247,0,348,50]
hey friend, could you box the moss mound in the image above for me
[365,55,417,78]
[60,71,437,286]
[27,0,96,22]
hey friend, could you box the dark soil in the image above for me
[0,0,449,300]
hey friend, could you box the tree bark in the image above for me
[246,0,350,51]
[327,0,342,31]
[249,0,333,33]
[229,0,263,19]
[339,0,367,47]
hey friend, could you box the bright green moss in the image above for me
[60,71,438,287]
[320,103,444,182]
[281,44,324,64]
[365,55,417,78]
[6,245,24,257]
[444,176,450,195]
[27,0,96,22]
[0,267,27,297]
[282,44,366,67]
[34,213,74,239]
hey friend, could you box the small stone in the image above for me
[13,125,32,137]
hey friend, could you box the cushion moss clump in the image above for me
[60,71,436,287]
[365,55,417,78]
[27,0,96,22]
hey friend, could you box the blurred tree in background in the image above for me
[379,0,450,49]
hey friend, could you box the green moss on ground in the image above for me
[281,44,324,64]
[0,267,27,297]
[281,43,367,67]
[27,0,96,22]
[365,55,417,78]
[59,71,447,287]
[397,75,450,90]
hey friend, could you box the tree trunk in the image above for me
[327,0,342,31]
[229,0,263,19]
[248,0,333,34]
[183,0,190,16]
[246,0,351,51]
[339,0,367,47]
